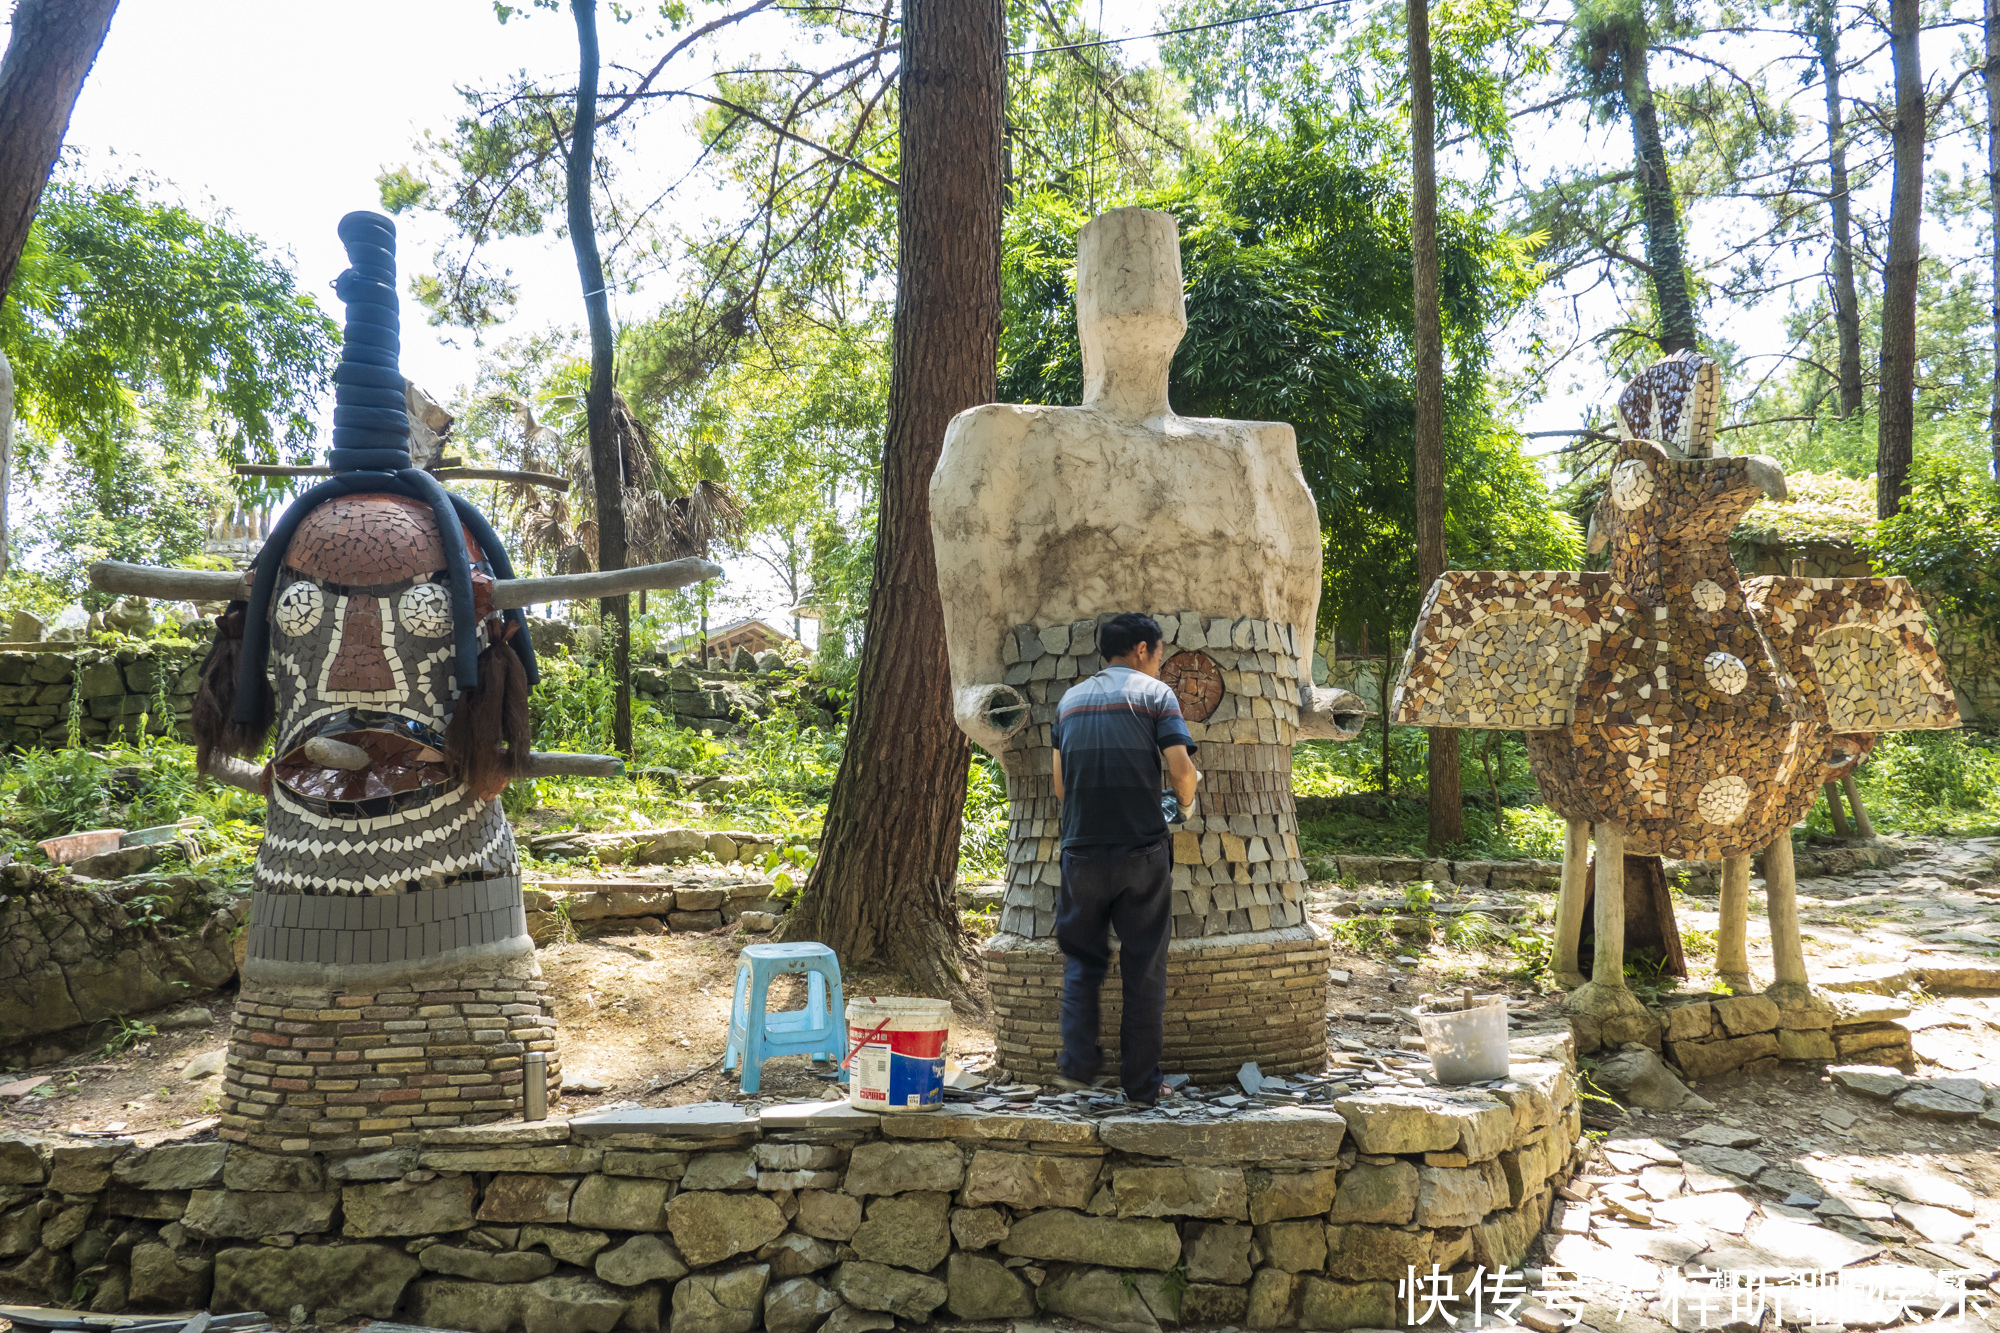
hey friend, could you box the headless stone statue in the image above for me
[931,207,1364,1081]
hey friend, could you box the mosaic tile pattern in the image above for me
[996,612,1310,940]
[226,493,538,1147]
[1394,363,1960,868]
[1615,348,1720,457]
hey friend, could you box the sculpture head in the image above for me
[1077,208,1186,420]
[191,212,536,800]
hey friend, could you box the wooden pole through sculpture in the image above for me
[1392,350,1959,1047]
[930,208,1368,1080]
[86,212,720,1151]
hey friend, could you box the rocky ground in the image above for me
[2,835,1998,1329]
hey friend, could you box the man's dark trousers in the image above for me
[1055,838,1172,1101]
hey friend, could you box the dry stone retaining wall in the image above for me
[0,1057,1578,1332]
[0,645,202,748]
[0,869,245,1059]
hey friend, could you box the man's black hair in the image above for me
[1100,613,1163,661]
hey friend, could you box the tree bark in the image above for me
[567,0,631,752]
[1987,0,2000,473]
[0,0,118,305]
[779,0,1003,992]
[1408,0,1461,850]
[0,347,11,580]
[1817,4,1865,420]
[1623,39,1699,354]
[1878,0,1924,518]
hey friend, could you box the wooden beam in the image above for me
[525,751,624,778]
[495,558,721,608]
[89,561,246,602]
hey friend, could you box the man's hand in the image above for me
[1164,745,1200,814]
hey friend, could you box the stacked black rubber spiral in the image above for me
[326,211,411,473]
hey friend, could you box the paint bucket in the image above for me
[844,996,950,1112]
[1416,997,1510,1085]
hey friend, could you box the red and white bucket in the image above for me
[844,996,950,1112]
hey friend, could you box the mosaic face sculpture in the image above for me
[91,211,718,1151]
[931,207,1366,1081]
[1392,352,1958,1022]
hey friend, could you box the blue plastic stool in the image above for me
[724,942,848,1093]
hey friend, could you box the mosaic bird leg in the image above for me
[1763,832,1810,1004]
[1823,782,1851,836]
[1553,817,1591,987]
[1716,854,1753,992]
[1562,824,1658,1042]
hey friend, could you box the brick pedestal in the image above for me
[220,878,560,1153]
[221,963,560,1154]
[982,925,1330,1082]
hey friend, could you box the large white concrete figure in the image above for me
[931,207,1364,1081]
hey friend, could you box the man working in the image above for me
[1050,612,1201,1105]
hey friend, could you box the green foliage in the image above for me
[959,753,1011,881]
[0,741,264,870]
[0,172,337,490]
[999,116,1579,649]
[1872,457,2000,644]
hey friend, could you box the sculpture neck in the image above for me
[1081,354,1173,423]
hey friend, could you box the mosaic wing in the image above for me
[1391,572,1613,730]
[1742,575,1960,733]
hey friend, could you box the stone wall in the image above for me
[1654,993,1916,1079]
[0,644,203,748]
[629,666,839,736]
[0,868,245,1059]
[0,1053,1579,1332]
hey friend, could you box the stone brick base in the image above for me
[982,926,1329,1082]
[219,961,561,1153]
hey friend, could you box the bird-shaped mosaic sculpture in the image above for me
[1392,349,1958,1043]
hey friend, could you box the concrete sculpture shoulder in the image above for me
[931,207,1365,1084]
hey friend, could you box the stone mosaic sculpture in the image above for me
[91,212,719,1150]
[1392,349,1958,1043]
[931,207,1368,1082]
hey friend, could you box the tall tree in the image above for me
[0,0,117,304]
[1409,0,1462,848]
[565,0,632,752]
[1877,0,1923,517]
[0,0,121,577]
[1814,0,1865,420]
[1988,0,2000,474]
[780,0,1004,989]
[1577,0,1700,353]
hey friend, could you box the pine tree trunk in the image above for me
[779,0,1003,991]
[1987,0,2000,473]
[1408,0,1461,850]
[0,347,11,579]
[1817,5,1865,420]
[0,0,118,304]
[567,0,632,752]
[1878,0,1924,518]
[1623,41,1699,354]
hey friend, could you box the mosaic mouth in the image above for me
[273,709,453,816]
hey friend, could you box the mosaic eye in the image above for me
[274,581,323,638]
[399,582,453,638]
[1608,459,1656,511]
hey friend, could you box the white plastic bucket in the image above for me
[844,996,951,1112]
[1416,999,1510,1085]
